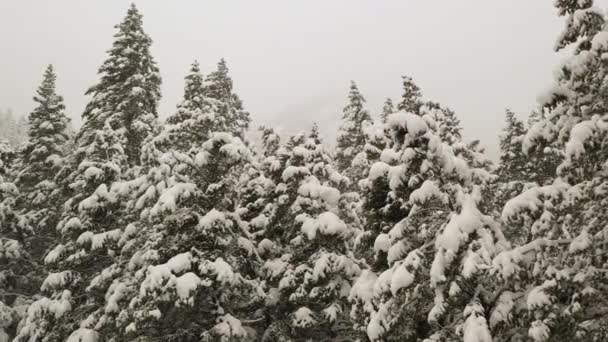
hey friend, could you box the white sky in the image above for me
[1,1,604,158]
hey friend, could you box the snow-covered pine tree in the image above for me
[0,65,71,341]
[167,61,205,124]
[80,131,261,342]
[203,58,250,138]
[148,61,216,157]
[498,109,528,184]
[335,81,372,186]
[487,109,533,229]
[14,5,161,341]
[259,126,362,341]
[396,76,423,114]
[77,3,161,167]
[422,102,462,145]
[350,107,504,342]
[493,1,608,341]
[0,139,19,341]
[381,98,394,124]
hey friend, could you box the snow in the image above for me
[527,280,556,309]
[565,119,596,160]
[175,272,202,302]
[292,307,316,328]
[462,303,492,342]
[409,180,447,205]
[528,320,550,342]
[150,183,196,217]
[368,162,390,181]
[322,303,341,323]
[299,212,348,240]
[591,30,608,50]
[282,166,310,181]
[297,178,340,206]
[84,166,103,180]
[489,291,515,328]
[432,192,483,286]
[198,209,228,231]
[211,314,247,338]
[41,271,74,292]
[0,239,22,259]
[569,227,591,253]
[387,112,429,137]
[263,258,290,279]
[390,263,414,296]
[166,252,193,273]
[66,328,99,342]
[200,258,236,285]
[373,234,390,253]
[350,270,377,303]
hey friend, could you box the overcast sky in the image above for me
[1,1,601,158]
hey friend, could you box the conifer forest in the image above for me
[2,2,608,342]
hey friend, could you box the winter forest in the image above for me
[1,1,608,342]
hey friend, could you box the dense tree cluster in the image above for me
[2,2,608,342]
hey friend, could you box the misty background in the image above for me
[2,1,604,158]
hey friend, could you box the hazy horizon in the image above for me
[2,1,603,157]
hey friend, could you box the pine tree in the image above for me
[492,1,608,341]
[77,3,161,167]
[396,76,423,114]
[84,132,261,342]
[14,5,160,341]
[167,60,206,125]
[498,109,528,183]
[151,61,215,155]
[422,102,462,145]
[350,107,502,342]
[0,66,71,341]
[381,98,394,123]
[204,58,250,138]
[335,81,372,178]
[258,126,361,341]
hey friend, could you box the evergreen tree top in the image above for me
[28,65,68,140]
[204,58,233,101]
[167,60,206,125]
[78,3,161,166]
[309,122,322,144]
[381,97,394,123]
[183,60,204,106]
[21,64,70,180]
[342,81,368,120]
[397,75,423,114]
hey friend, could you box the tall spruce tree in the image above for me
[381,98,394,124]
[258,126,361,341]
[350,106,502,342]
[14,5,161,341]
[0,65,70,341]
[151,61,215,155]
[77,3,161,167]
[492,1,608,341]
[167,60,206,125]
[335,81,372,179]
[397,76,423,114]
[203,59,250,138]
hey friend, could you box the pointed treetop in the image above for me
[343,81,366,118]
[21,64,70,184]
[78,2,161,166]
[182,59,205,107]
[397,75,423,114]
[381,97,394,123]
[34,64,61,106]
[309,122,322,144]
